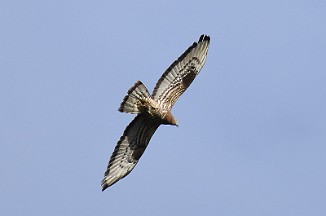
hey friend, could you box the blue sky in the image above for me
[1,1,326,215]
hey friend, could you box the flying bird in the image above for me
[101,34,210,191]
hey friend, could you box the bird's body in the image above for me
[144,100,177,126]
[102,35,210,191]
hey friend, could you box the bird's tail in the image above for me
[118,80,151,114]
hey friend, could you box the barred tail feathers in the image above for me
[118,81,151,114]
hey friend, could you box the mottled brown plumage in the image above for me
[101,35,210,191]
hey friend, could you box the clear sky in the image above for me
[1,1,326,215]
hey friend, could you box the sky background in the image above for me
[1,0,326,215]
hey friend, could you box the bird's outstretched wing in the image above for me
[152,35,210,109]
[101,114,161,191]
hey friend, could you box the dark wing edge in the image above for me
[152,34,210,109]
[101,114,161,191]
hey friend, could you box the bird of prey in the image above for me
[101,34,210,191]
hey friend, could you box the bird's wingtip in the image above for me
[101,183,108,191]
[199,34,210,42]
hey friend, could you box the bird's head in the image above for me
[163,111,178,127]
